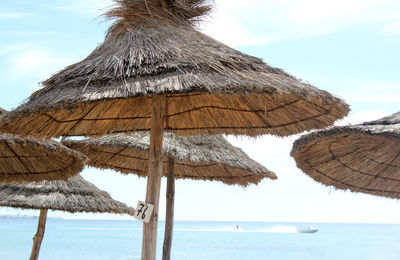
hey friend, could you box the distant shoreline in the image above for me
[0,215,62,220]
[0,216,399,225]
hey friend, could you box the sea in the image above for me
[0,219,399,260]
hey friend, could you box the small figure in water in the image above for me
[236,225,239,230]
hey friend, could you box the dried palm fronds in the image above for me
[291,112,400,199]
[0,174,134,214]
[63,133,276,186]
[0,133,86,183]
[105,0,212,34]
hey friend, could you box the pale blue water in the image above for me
[0,219,399,260]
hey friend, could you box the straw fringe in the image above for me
[63,133,276,186]
[0,133,86,184]
[2,91,348,138]
[0,175,135,215]
[291,112,400,199]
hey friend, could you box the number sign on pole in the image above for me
[134,201,154,223]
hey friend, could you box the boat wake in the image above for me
[260,225,298,233]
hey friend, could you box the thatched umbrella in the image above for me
[0,19,349,138]
[0,174,135,260]
[63,132,276,259]
[63,133,276,185]
[0,108,86,183]
[0,1,349,258]
[0,133,86,183]
[291,111,400,199]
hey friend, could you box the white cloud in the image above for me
[44,0,400,46]
[334,79,400,104]
[0,11,33,19]
[226,134,294,167]
[335,110,388,126]
[200,0,400,46]
[200,1,273,47]
[201,20,273,47]
[0,43,31,55]
[9,48,74,83]
[381,17,400,35]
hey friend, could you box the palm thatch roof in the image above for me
[0,133,86,184]
[63,133,276,186]
[291,111,400,199]
[0,174,135,215]
[0,107,86,183]
[0,0,349,138]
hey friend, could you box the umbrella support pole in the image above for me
[162,156,175,260]
[29,208,48,260]
[141,95,166,260]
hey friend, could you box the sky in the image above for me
[0,0,400,223]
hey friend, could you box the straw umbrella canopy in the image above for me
[291,111,400,199]
[63,133,276,185]
[0,133,86,184]
[0,174,135,213]
[0,174,135,260]
[0,1,349,139]
[0,107,86,183]
[63,132,276,260]
[0,1,349,258]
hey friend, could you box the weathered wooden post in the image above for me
[162,156,176,260]
[142,95,166,260]
[29,209,48,260]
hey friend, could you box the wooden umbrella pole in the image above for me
[29,209,48,260]
[141,95,166,260]
[162,156,175,260]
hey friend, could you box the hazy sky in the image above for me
[1,0,400,223]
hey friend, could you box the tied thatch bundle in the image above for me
[0,0,348,138]
[105,0,212,35]
[0,133,86,183]
[291,111,400,199]
[0,175,135,215]
[63,133,276,186]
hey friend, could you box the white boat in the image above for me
[297,227,318,233]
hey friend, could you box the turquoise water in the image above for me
[1,219,399,259]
